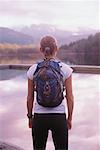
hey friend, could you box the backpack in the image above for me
[33,59,64,107]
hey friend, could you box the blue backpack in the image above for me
[33,59,64,107]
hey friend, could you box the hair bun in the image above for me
[44,46,52,56]
[44,47,50,51]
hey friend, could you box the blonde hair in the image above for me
[40,36,58,58]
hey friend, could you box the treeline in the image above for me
[0,44,42,64]
[59,33,100,65]
[0,33,100,65]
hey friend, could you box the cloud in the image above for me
[0,0,99,29]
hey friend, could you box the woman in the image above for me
[27,36,74,150]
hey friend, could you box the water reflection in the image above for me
[0,70,100,150]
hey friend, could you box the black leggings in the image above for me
[32,113,68,150]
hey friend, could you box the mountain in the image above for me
[0,25,99,45]
[0,27,34,44]
[14,24,99,45]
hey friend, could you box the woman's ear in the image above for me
[40,47,43,52]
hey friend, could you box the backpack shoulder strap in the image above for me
[49,60,62,75]
[33,60,44,75]
[33,60,48,80]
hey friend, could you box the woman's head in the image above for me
[40,35,58,58]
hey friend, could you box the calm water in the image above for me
[0,69,100,150]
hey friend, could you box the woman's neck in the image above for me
[44,56,55,60]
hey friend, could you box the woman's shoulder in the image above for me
[28,63,37,71]
[59,61,72,70]
[59,61,73,80]
[27,63,38,80]
[54,58,73,72]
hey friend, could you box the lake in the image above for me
[0,69,100,150]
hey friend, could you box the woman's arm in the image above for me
[27,79,35,128]
[65,75,74,129]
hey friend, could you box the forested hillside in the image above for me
[59,33,100,65]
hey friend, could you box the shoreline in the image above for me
[0,64,100,74]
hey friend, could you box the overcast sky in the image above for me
[0,0,99,30]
